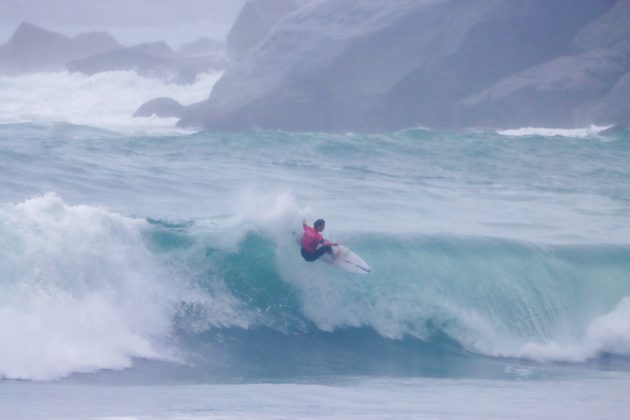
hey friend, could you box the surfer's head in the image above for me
[314,219,325,231]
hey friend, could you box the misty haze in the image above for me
[1,1,630,419]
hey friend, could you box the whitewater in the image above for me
[1,71,630,419]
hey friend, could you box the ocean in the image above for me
[1,71,629,419]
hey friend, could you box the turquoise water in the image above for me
[1,122,629,383]
[1,76,630,416]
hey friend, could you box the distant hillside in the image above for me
[0,22,120,74]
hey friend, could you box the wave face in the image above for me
[169,216,630,366]
[1,193,629,381]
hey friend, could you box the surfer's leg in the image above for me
[301,246,333,262]
[301,248,319,262]
[317,246,333,259]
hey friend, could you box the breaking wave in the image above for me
[1,194,629,380]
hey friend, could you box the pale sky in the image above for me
[0,0,248,46]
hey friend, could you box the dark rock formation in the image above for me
[67,42,221,85]
[457,0,630,128]
[0,22,120,74]
[179,0,629,132]
[133,97,186,118]
[457,42,630,128]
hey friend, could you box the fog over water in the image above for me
[0,0,247,44]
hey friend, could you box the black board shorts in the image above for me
[301,246,332,262]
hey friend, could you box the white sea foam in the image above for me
[515,297,630,362]
[497,125,612,138]
[0,193,246,380]
[0,70,221,134]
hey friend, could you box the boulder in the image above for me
[133,97,186,118]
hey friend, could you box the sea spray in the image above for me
[0,193,248,380]
[0,70,221,133]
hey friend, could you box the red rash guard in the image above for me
[301,225,323,252]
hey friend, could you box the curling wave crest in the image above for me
[2,193,630,380]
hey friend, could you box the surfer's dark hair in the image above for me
[314,219,325,229]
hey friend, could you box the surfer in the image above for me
[300,218,339,262]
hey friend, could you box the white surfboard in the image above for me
[294,231,371,274]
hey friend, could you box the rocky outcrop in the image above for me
[179,0,628,132]
[67,42,221,85]
[457,42,630,128]
[133,97,186,118]
[0,22,120,74]
[226,0,308,59]
[457,0,630,128]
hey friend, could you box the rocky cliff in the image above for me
[179,0,628,132]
